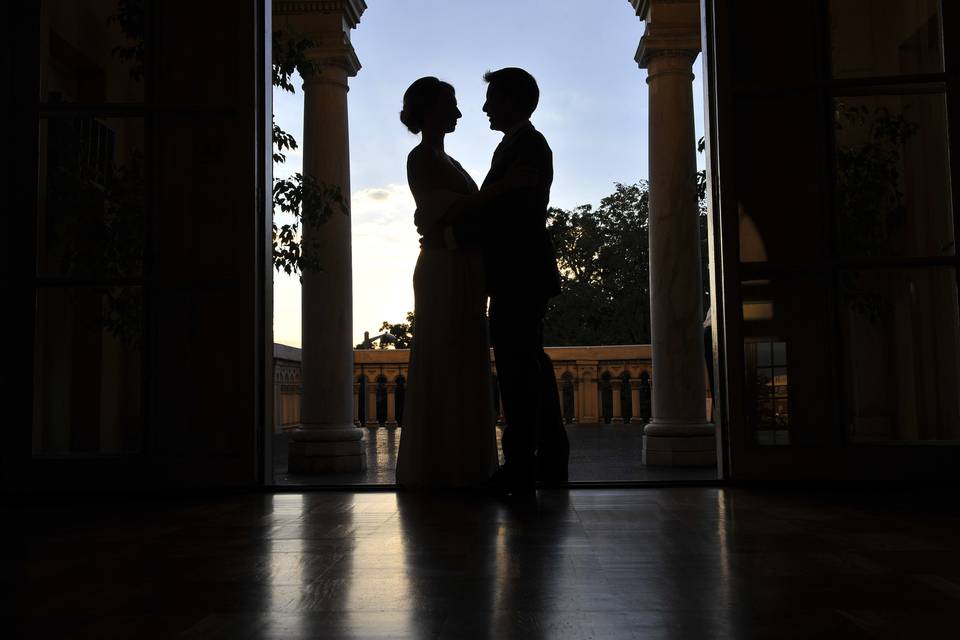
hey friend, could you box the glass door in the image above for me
[6,0,272,490]
[703,0,960,482]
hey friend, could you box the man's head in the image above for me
[482,67,539,133]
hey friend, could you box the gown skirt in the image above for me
[395,246,499,489]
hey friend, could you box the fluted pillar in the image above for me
[633,0,715,465]
[277,0,367,473]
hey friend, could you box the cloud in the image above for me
[350,184,420,340]
[365,188,391,201]
[273,183,422,347]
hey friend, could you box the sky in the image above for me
[273,0,704,348]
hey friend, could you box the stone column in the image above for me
[632,0,715,465]
[273,370,282,434]
[366,378,378,427]
[630,379,643,424]
[612,380,623,422]
[572,378,581,423]
[577,362,599,423]
[386,382,397,426]
[277,1,367,473]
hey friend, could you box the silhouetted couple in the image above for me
[395,68,569,498]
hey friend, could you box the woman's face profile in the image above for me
[423,90,462,135]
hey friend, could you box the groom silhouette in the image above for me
[452,67,569,497]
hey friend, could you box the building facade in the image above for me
[273,344,699,432]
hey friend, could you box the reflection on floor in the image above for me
[10,488,960,639]
[273,424,716,485]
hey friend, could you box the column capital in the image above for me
[274,0,366,29]
[274,0,366,77]
[630,0,701,70]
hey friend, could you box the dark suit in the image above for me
[454,123,569,487]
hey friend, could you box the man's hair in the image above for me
[483,67,539,119]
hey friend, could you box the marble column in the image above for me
[366,379,378,427]
[573,379,581,423]
[277,1,367,473]
[576,363,598,423]
[386,383,397,426]
[612,380,623,422]
[633,0,716,465]
[630,379,643,424]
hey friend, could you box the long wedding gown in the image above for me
[395,145,499,489]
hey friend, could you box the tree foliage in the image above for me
[357,312,416,350]
[271,30,347,279]
[543,172,709,346]
[834,102,920,323]
[835,102,920,257]
[543,182,653,345]
[108,0,145,81]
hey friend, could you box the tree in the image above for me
[543,177,709,346]
[356,312,416,350]
[543,183,651,345]
[272,31,347,279]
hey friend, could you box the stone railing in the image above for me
[271,343,695,432]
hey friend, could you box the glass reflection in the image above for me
[834,94,953,259]
[33,286,143,455]
[37,116,145,278]
[735,94,825,264]
[40,0,146,104]
[841,268,960,441]
[741,278,836,446]
[831,0,943,79]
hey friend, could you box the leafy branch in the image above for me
[272,30,347,279]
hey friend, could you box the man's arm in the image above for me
[447,132,552,233]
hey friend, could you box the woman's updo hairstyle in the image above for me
[400,76,455,134]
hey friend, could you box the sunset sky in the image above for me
[273,0,704,348]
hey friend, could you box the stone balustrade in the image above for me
[274,343,711,432]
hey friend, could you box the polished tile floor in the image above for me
[8,488,960,639]
[273,424,717,485]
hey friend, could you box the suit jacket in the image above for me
[454,123,562,300]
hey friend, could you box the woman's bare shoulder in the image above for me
[407,143,436,165]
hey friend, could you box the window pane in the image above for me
[834,94,954,259]
[756,342,772,367]
[743,278,837,445]
[155,0,254,106]
[830,0,943,79]
[41,0,146,104]
[772,342,787,366]
[732,0,820,86]
[37,116,145,278]
[841,268,960,442]
[33,287,144,455]
[736,94,828,264]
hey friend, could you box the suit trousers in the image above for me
[489,295,570,483]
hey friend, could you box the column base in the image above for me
[288,425,366,473]
[642,420,716,466]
